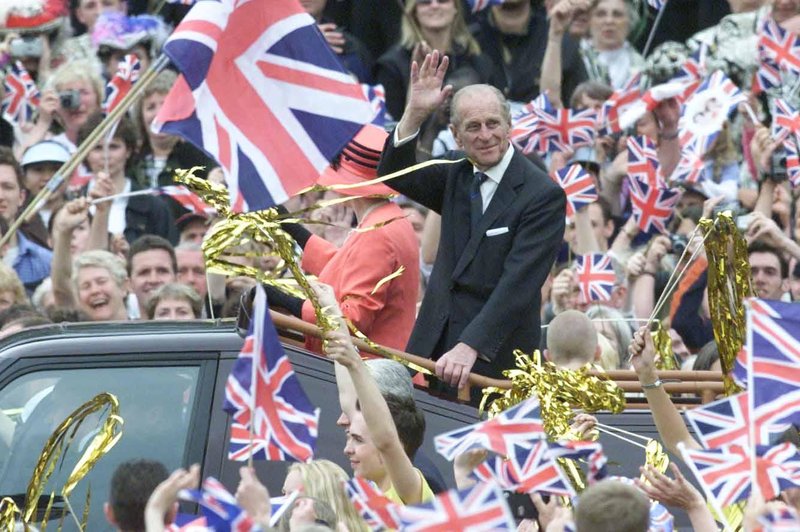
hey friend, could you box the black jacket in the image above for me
[125,180,178,245]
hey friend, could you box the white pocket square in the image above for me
[485,227,509,237]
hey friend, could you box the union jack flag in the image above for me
[600,72,642,134]
[533,106,598,153]
[685,391,789,449]
[617,81,686,133]
[573,253,616,304]
[511,92,556,155]
[758,18,800,77]
[628,168,680,235]
[159,185,217,216]
[153,0,373,212]
[434,397,544,460]
[545,440,607,484]
[102,54,141,115]
[472,440,575,496]
[671,147,707,185]
[397,481,516,531]
[678,70,746,149]
[466,0,506,13]
[669,45,707,102]
[753,56,781,94]
[551,164,597,218]
[772,98,800,145]
[746,299,800,436]
[344,477,400,530]
[781,135,800,187]
[269,492,299,527]
[361,83,387,126]
[758,505,800,531]
[178,476,260,532]
[1,61,40,126]
[681,443,800,509]
[627,135,661,187]
[223,284,320,462]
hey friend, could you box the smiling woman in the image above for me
[72,249,130,322]
[580,0,646,89]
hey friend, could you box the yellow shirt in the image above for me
[383,468,435,505]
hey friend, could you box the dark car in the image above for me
[0,321,690,530]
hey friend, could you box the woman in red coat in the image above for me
[265,125,420,353]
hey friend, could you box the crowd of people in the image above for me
[3,0,800,529]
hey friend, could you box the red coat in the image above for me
[300,202,420,353]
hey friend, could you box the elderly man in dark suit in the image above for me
[377,51,566,392]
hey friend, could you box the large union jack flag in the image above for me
[551,164,597,218]
[685,391,789,450]
[178,476,259,531]
[397,481,516,531]
[533,106,598,153]
[681,443,800,509]
[573,253,616,304]
[747,299,800,435]
[1,61,40,127]
[223,284,320,462]
[103,54,141,115]
[758,18,800,77]
[153,0,373,212]
[159,185,217,216]
[434,397,544,460]
[344,477,400,530]
[472,440,575,496]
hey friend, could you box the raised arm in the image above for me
[315,283,423,504]
[51,198,90,308]
[395,50,453,140]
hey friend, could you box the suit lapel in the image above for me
[452,151,526,279]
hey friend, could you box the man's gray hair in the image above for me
[450,84,511,128]
[365,359,414,400]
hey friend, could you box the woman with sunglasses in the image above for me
[375,0,499,121]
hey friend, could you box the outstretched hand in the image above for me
[397,50,453,138]
[629,325,657,383]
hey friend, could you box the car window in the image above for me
[0,365,200,531]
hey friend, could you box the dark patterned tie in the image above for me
[470,172,488,236]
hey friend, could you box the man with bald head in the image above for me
[377,51,566,399]
[545,310,601,370]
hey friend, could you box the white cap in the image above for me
[21,141,70,167]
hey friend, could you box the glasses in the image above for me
[416,0,452,5]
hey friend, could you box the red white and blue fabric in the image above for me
[269,492,299,527]
[678,70,745,151]
[344,477,400,531]
[178,477,260,531]
[1,61,40,127]
[758,18,800,78]
[510,92,555,155]
[627,135,662,187]
[746,298,800,435]
[552,164,597,218]
[434,397,544,460]
[681,443,800,509]
[361,83,387,126]
[102,53,141,115]
[223,284,320,462]
[772,98,800,145]
[466,0,506,13]
[758,505,800,531]
[783,134,800,187]
[544,440,608,484]
[159,185,216,215]
[668,45,707,102]
[573,253,616,304]
[671,146,707,185]
[472,440,575,496]
[685,391,789,450]
[753,55,781,95]
[599,72,642,135]
[532,106,598,153]
[153,0,373,212]
[397,481,516,531]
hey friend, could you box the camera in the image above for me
[768,148,788,183]
[59,90,81,111]
[10,36,43,58]
[670,234,688,256]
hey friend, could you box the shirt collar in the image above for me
[473,144,514,185]
[16,232,34,254]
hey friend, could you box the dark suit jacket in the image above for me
[378,135,566,378]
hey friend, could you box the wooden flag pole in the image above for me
[0,54,171,250]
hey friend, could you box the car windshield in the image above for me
[0,365,200,531]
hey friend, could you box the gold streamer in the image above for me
[480,350,625,494]
[23,392,123,527]
[0,497,21,530]
[651,321,677,370]
[345,318,432,376]
[370,266,405,295]
[699,212,751,396]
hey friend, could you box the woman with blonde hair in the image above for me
[282,459,367,532]
[0,264,28,312]
[375,0,498,119]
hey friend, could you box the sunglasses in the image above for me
[416,0,453,5]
